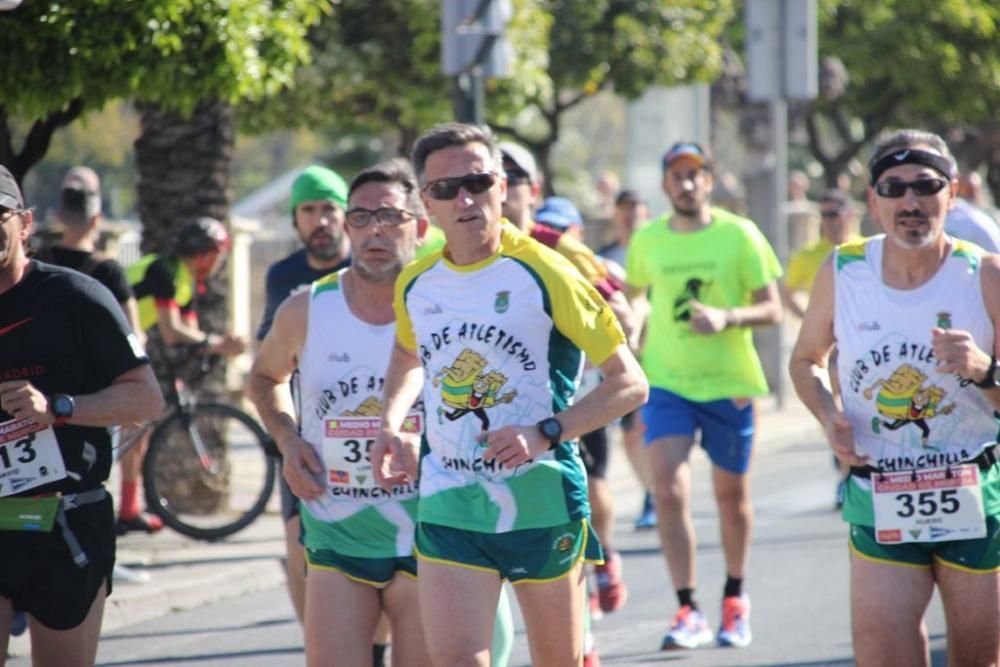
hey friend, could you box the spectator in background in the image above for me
[781,189,862,320]
[34,166,158,585]
[945,169,1000,253]
[598,190,657,531]
[535,196,584,240]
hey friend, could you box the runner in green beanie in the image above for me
[291,165,348,211]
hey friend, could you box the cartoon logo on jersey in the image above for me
[433,349,517,432]
[494,290,511,314]
[936,311,952,328]
[673,277,712,322]
[863,363,955,447]
[343,396,382,417]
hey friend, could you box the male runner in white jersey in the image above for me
[791,128,1000,666]
[248,159,432,667]
[373,122,648,666]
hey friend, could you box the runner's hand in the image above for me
[824,410,868,467]
[481,425,548,468]
[931,327,991,382]
[0,381,55,425]
[209,333,247,357]
[281,436,324,500]
[372,429,417,491]
[688,300,728,335]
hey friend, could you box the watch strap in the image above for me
[974,355,999,389]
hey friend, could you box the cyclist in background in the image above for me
[123,218,246,534]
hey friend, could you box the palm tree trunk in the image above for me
[134,99,234,399]
[134,101,236,512]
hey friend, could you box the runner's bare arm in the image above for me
[789,258,868,466]
[373,343,425,489]
[247,291,323,499]
[0,364,163,428]
[248,291,308,453]
[932,253,1000,411]
[482,343,648,467]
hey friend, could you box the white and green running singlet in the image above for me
[298,268,421,558]
[394,223,625,534]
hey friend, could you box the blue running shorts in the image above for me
[642,387,754,474]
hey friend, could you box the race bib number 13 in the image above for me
[872,464,986,544]
[0,418,68,497]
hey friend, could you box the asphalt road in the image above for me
[12,428,952,666]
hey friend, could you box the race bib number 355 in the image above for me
[872,464,986,544]
[0,418,67,497]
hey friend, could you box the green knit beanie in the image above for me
[290,165,348,212]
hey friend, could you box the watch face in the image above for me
[53,395,73,418]
[542,418,561,440]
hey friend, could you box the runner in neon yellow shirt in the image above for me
[781,188,863,319]
[626,141,782,651]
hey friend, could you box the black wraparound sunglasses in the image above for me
[423,172,498,200]
[874,178,948,199]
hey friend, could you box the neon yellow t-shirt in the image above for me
[785,238,835,292]
[413,224,446,262]
[626,208,782,401]
[785,236,865,292]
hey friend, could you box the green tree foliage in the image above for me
[492,0,735,190]
[240,0,455,154]
[806,0,1000,185]
[0,0,322,181]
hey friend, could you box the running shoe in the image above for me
[634,492,657,531]
[583,629,600,667]
[115,512,164,536]
[661,605,714,650]
[112,564,152,584]
[595,551,628,613]
[717,594,752,648]
[10,611,27,637]
[583,649,602,667]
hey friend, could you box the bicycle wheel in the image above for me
[143,402,276,541]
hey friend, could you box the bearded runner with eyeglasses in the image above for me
[790,129,1000,666]
[371,123,648,667]
[250,159,436,667]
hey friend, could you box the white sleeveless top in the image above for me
[834,236,998,473]
[297,269,420,558]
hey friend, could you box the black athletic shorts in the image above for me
[0,494,115,630]
[580,427,609,479]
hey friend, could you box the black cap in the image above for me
[0,165,24,210]
[615,189,643,206]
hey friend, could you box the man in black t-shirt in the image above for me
[0,165,163,665]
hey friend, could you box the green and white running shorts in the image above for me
[414,518,603,583]
[306,545,417,588]
[849,516,1000,572]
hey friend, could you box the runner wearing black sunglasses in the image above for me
[792,128,1000,666]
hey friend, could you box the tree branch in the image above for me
[11,98,86,180]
